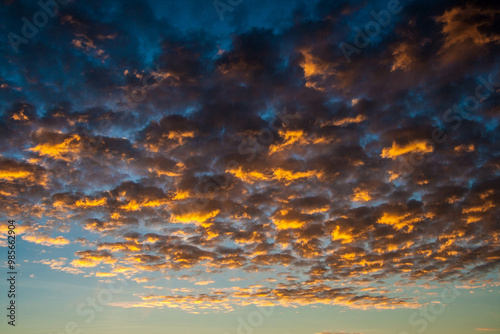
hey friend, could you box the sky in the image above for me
[0,0,499,333]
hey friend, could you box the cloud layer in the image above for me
[1,0,499,313]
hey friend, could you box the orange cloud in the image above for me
[454,144,475,153]
[95,272,118,277]
[0,170,33,181]
[194,280,215,286]
[75,197,107,208]
[11,108,30,121]
[391,42,414,72]
[172,210,220,224]
[381,140,434,159]
[226,167,272,183]
[120,199,169,211]
[269,130,306,154]
[462,201,495,214]
[23,234,70,247]
[273,168,323,183]
[299,49,336,91]
[272,209,316,230]
[331,225,355,244]
[71,250,116,268]
[30,133,82,161]
[377,212,422,232]
[352,188,371,202]
[98,242,142,253]
[437,6,500,50]
[321,114,367,127]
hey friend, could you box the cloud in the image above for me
[29,132,83,161]
[71,250,116,268]
[0,0,499,316]
[194,280,215,286]
[436,5,500,63]
[381,140,434,159]
[23,234,70,247]
[36,258,84,275]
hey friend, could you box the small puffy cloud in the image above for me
[194,280,215,286]
[23,234,70,247]
[71,250,116,268]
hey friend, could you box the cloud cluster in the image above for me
[1,0,499,313]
